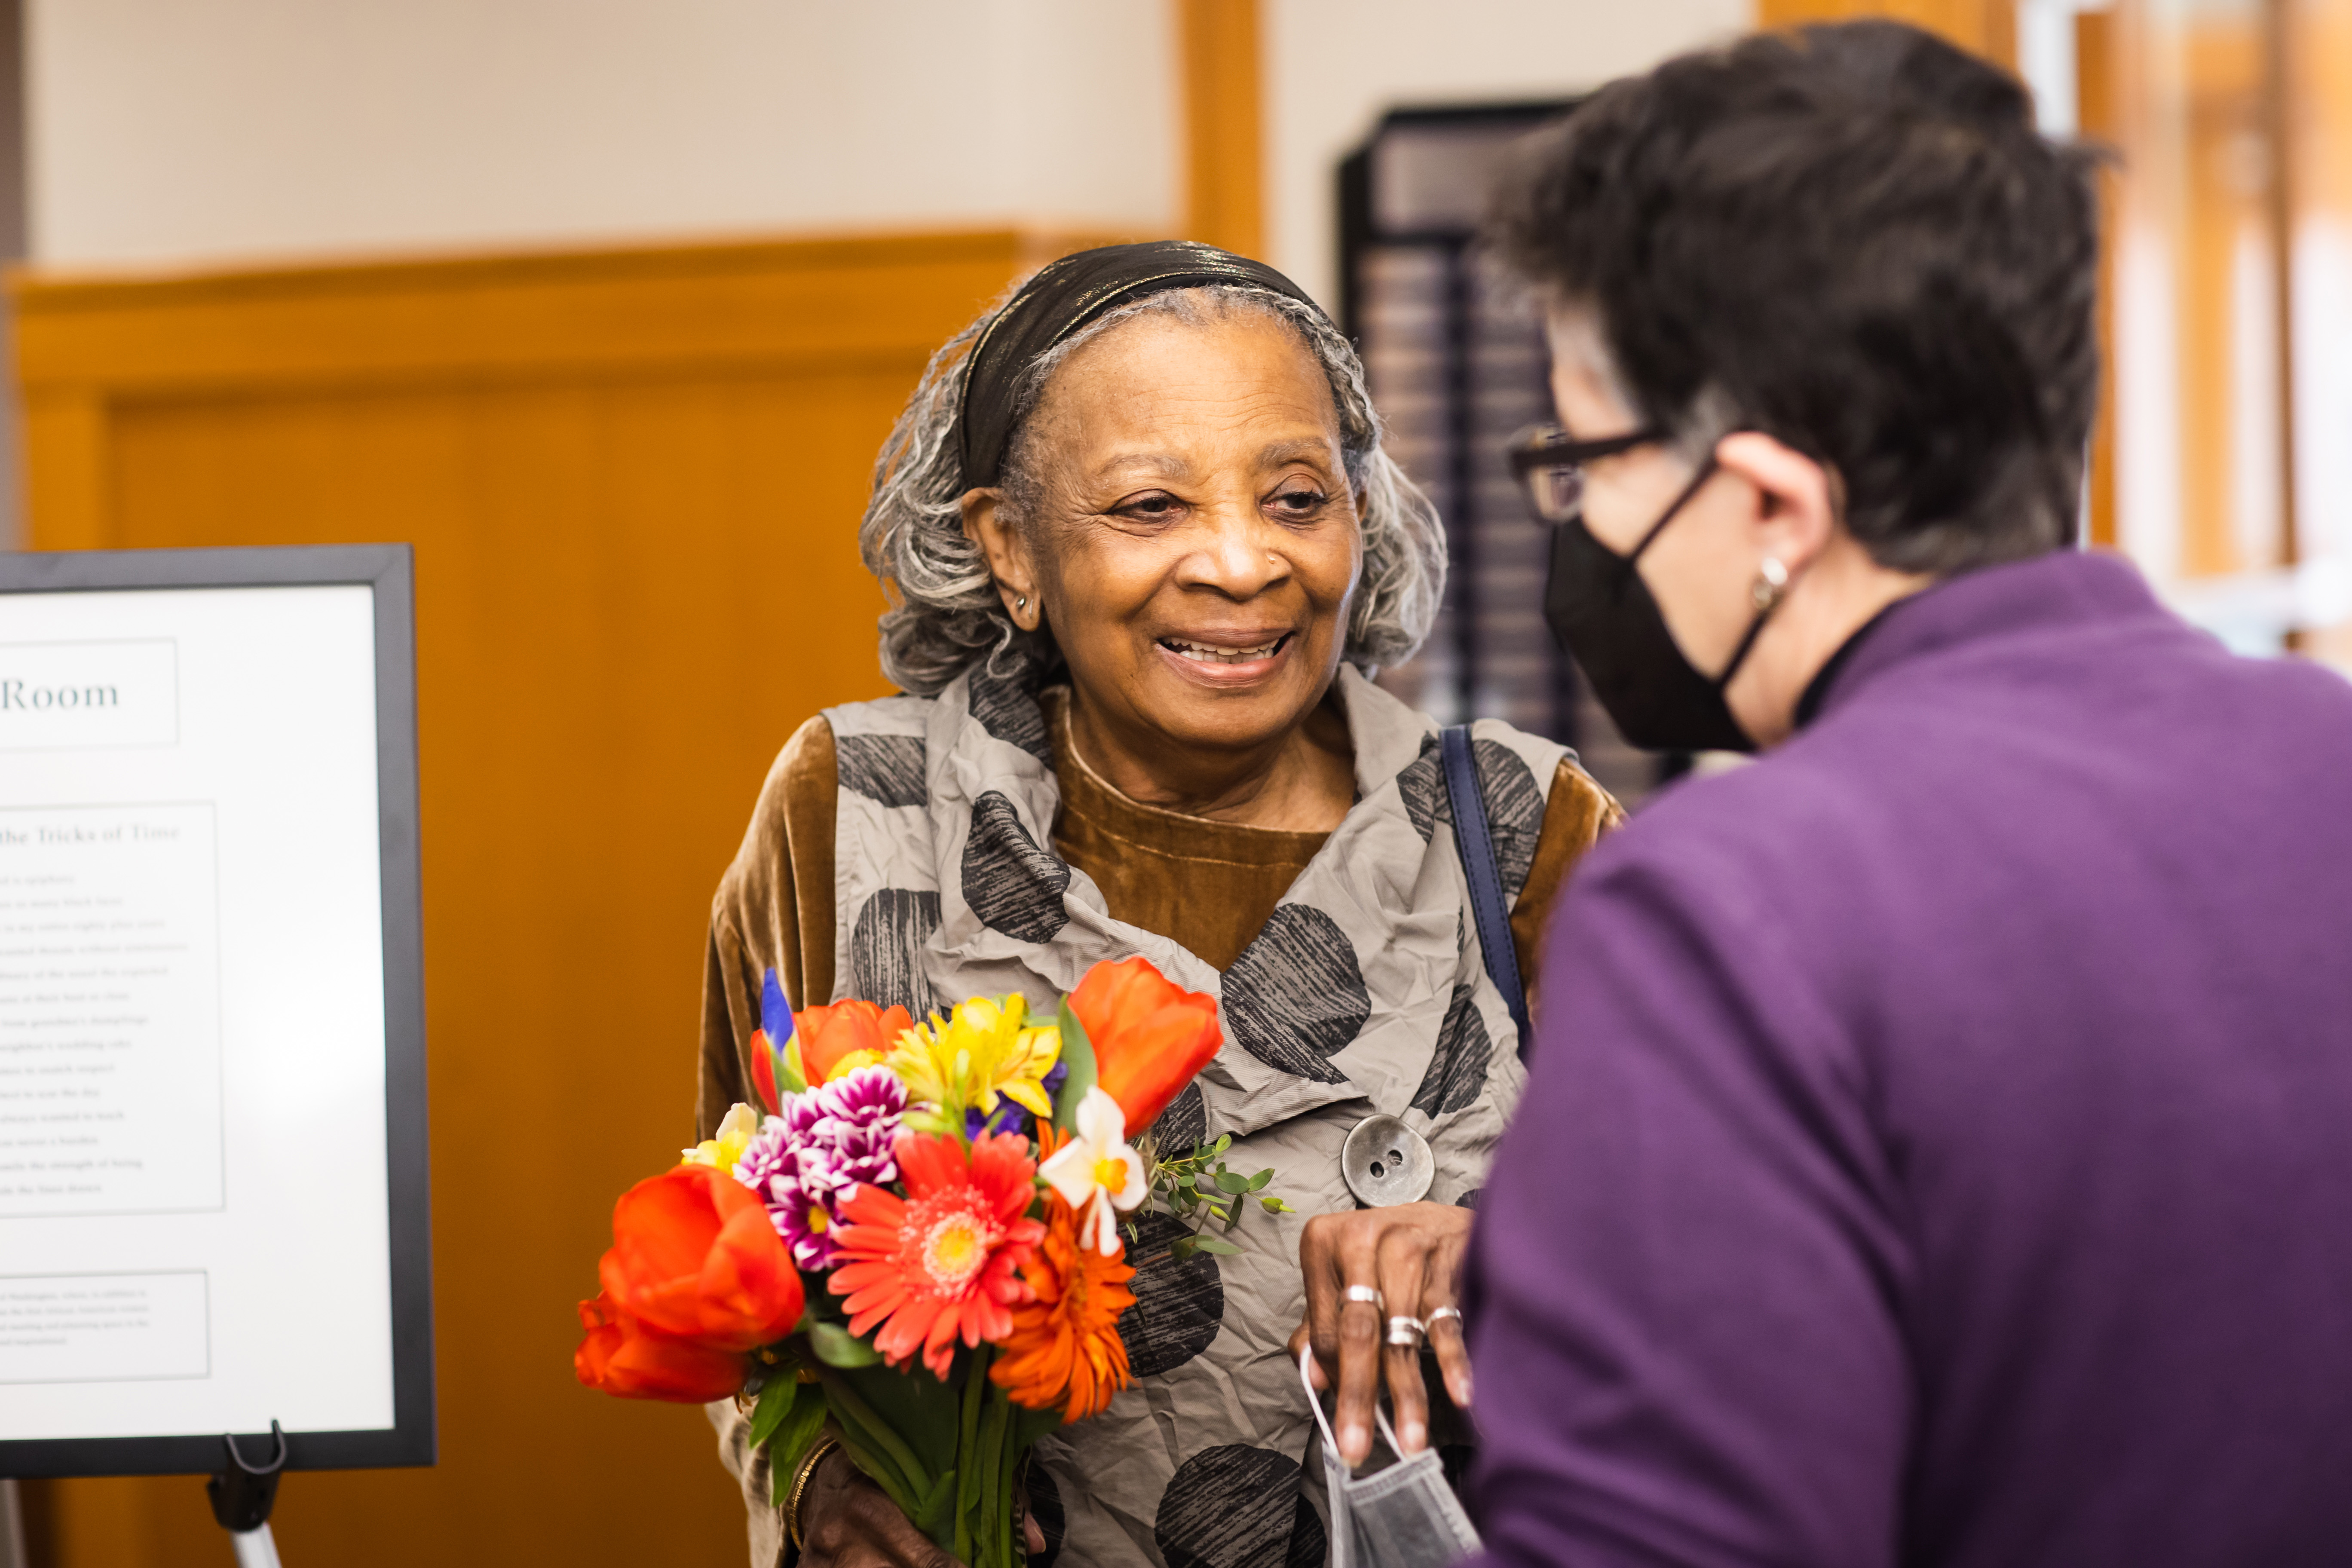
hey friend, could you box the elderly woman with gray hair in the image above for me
[696,242,1619,1568]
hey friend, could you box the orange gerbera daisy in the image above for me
[829,1129,1045,1378]
[990,1183,1138,1422]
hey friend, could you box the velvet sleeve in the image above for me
[1461,838,1913,1568]
[1511,758,1625,993]
[697,716,840,1140]
[696,715,842,1568]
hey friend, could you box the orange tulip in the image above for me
[796,999,916,1085]
[596,1163,805,1352]
[1066,957,1222,1134]
[574,1292,747,1402]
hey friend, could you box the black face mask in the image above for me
[1542,458,1767,754]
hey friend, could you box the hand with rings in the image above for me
[1286,1201,1477,1468]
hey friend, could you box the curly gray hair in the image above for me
[860,281,1445,696]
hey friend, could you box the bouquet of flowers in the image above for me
[575,956,1288,1568]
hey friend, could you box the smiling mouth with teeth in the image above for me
[1161,634,1292,665]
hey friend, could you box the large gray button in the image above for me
[1341,1115,1433,1207]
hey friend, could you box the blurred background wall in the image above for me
[5,0,2347,1564]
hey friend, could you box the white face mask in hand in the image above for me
[1299,1348,1483,1568]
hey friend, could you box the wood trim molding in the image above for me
[1177,0,1265,257]
[9,227,1122,400]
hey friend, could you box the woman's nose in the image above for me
[1174,507,1289,597]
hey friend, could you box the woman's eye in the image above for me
[1271,487,1326,516]
[1116,492,1183,520]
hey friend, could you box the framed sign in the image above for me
[0,545,432,1477]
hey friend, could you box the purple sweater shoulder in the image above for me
[1464,551,2352,1568]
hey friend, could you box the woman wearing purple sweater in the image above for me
[1297,21,2352,1568]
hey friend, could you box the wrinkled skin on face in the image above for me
[963,308,1363,832]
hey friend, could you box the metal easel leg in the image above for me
[0,1478,26,1568]
[228,1522,283,1568]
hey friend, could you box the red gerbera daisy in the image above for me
[828,1129,1046,1377]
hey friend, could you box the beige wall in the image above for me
[26,0,1180,267]
[29,0,1747,283]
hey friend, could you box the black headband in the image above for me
[955,240,1329,490]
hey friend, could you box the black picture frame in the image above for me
[0,543,434,1478]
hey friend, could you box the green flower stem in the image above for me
[955,1349,991,1565]
[818,1372,930,1508]
[977,1390,1011,1568]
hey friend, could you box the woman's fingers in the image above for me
[1286,1320,1328,1391]
[1328,1217,1387,1467]
[1294,1203,1481,1466]
[1376,1223,1433,1451]
[1424,1225,1474,1410]
[1298,1215,1345,1374]
[800,1450,963,1568]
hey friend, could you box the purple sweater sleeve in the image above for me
[1462,841,1913,1568]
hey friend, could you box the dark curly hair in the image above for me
[1489,19,2103,574]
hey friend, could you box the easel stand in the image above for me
[207,1424,288,1568]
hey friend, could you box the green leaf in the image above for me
[1245,1168,1274,1191]
[1189,1234,1244,1256]
[1212,1133,1232,1154]
[1213,1170,1249,1194]
[764,1383,832,1507]
[1052,999,1099,1135]
[807,1320,883,1368]
[1260,1194,1290,1214]
[748,1372,804,1449]
[1206,1204,1230,1222]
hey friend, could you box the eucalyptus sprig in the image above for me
[1128,1131,1294,1263]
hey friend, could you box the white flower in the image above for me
[1038,1086,1148,1253]
[680,1102,763,1173]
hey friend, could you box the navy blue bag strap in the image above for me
[1440,724,1535,1060]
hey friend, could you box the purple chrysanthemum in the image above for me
[732,1066,908,1269]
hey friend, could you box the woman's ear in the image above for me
[961,489,1042,630]
[1714,432,1839,576]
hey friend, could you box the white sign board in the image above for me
[0,547,430,1477]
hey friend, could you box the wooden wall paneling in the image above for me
[7,227,1112,1568]
[2080,5,2121,549]
[1177,0,1266,257]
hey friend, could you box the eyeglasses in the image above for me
[1507,423,1664,524]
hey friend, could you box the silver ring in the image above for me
[1343,1284,1384,1309]
[1386,1314,1427,1347]
[1425,1305,1464,1332]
